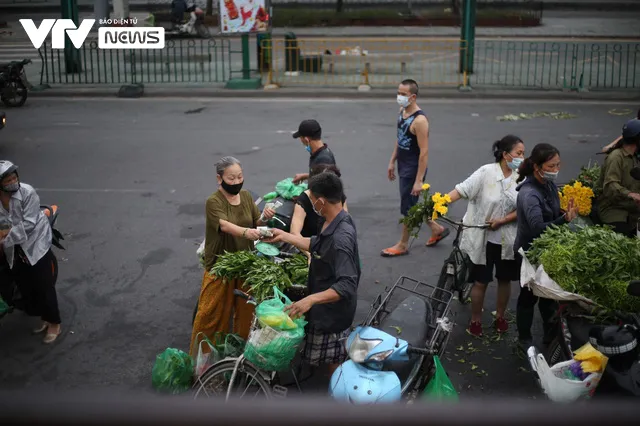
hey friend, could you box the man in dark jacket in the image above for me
[264,172,359,374]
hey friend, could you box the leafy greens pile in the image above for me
[210,251,309,303]
[527,225,640,313]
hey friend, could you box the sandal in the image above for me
[380,247,409,257]
[43,328,61,344]
[33,322,48,335]
[425,228,450,247]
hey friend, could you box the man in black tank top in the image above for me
[381,79,450,257]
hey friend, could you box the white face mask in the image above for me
[397,95,410,108]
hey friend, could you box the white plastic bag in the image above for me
[194,332,218,378]
[518,248,595,311]
[197,240,205,269]
[531,353,601,402]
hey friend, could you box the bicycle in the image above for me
[193,289,304,401]
[433,216,490,318]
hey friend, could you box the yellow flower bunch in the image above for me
[400,182,451,238]
[559,181,594,216]
[431,192,452,220]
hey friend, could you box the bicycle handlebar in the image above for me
[439,216,491,230]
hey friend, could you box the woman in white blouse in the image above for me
[437,135,525,337]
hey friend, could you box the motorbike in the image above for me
[161,4,210,39]
[528,280,640,398]
[0,59,31,108]
[0,205,65,318]
[329,275,454,404]
[0,111,5,130]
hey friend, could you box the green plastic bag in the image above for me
[0,297,10,315]
[275,178,307,200]
[422,356,459,402]
[263,191,278,202]
[152,348,194,394]
[244,286,307,371]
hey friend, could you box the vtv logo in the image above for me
[19,19,95,49]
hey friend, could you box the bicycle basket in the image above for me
[243,286,306,371]
[243,322,305,371]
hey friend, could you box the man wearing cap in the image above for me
[597,118,640,237]
[292,119,337,185]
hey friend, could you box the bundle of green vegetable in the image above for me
[527,225,640,313]
[210,251,309,303]
[280,255,309,284]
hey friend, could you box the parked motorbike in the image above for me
[0,204,65,318]
[329,275,454,404]
[528,280,640,398]
[0,59,31,108]
[161,4,210,39]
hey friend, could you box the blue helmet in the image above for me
[622,118,640,141]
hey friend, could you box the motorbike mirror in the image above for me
[627,280,640,297]
[630,166,640,181]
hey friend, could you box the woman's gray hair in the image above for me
[215,156,241,176]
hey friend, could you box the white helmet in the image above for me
[0,160,18,180]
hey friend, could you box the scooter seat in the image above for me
[379,295,432,384]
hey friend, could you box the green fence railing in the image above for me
[35,38,640,91]
[38,38,233,85]
[471,40,640,90]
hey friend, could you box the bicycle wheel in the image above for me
[193,358,273,400]
[433,261,455,319]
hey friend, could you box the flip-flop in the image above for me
[380,247,409,257]
[425,228,451,247]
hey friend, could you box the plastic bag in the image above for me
[194,332,220,378]
[518,248,596,310]
[0,297,10,315]
[255,287,302,331]
[531,351,603,402]
[275,178,307,200]
[422,356,459,402]
[196,240,205,269]
[263,191,278,202]
[244,286,307,371]
[151,348,194,394]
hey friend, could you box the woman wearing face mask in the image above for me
[436,136,525,337]
[513,144,578,350]
[0,160,62,344]
[190,156,275,355]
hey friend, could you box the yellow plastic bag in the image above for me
[574,343,608,373]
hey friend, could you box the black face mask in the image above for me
[220,179,243,195]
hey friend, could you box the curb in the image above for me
[26,86,640,101]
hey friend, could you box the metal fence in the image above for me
[37,38,233,85]
[473,40,640,90]
[260,38,467,88]
[34,37,640,91]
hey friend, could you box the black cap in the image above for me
[292,119,322,139]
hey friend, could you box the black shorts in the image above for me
[469,242,519,285]
[398,170,427,217]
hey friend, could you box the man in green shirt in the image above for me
[597,118,640,237]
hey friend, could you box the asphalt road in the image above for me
[0,97,636,399]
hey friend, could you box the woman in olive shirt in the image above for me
[190,157,275,355]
